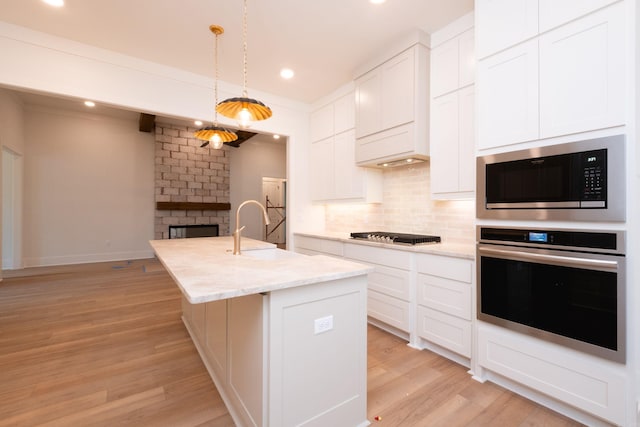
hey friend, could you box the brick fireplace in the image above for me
[154,122,231,239]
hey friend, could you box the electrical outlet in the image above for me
[314,315,333,335]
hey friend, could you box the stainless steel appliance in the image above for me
[350,232,441,245]
[477,226,625,362]
[477,135,625,221]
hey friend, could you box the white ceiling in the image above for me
[0,0,474,105]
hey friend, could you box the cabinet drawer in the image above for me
[417,254,472,283]
[344,243,410,270]
[368,264,411,301]
[417,306,471,358]
[417,273,471,320]
[368,290,410,332]
[294,236,344,257]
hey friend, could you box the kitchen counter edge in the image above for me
[294,232,475,260]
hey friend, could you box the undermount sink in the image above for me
[242,248,301,261]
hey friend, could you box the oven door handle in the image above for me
[478,246,619,272]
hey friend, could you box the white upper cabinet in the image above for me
[430,15,476,199]
[354,40,429,166]
[476,0,538,59]
[310,103,334,142]
[355,46,418,139]
[309,90,382,203]
[538,0,620,32]
[333,92,355,134]
[431,37,459,98]
[431,92,460,194]
[457,86,476,194]
[477,2,626,150]
[431,86,475,198]
[477,39,539,149]
[354,70,381,139]
[381,50,415,130]
[431,28,476,99]
[458,29,476,88]
[539,2,626,137]
[309,137,334,201]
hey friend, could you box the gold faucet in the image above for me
[233,200,271,255]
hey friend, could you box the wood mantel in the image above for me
[156,202,231,211]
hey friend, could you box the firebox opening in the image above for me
[169,224,220,239]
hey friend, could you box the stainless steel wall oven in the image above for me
[477,135,625,221]
[477,226,625,363]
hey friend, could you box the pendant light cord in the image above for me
[214,29,220,125]
[242,0,248,98]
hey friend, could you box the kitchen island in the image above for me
[150,236,371,427]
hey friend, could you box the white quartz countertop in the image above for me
[149,236,372,304]
[294,231,475,259]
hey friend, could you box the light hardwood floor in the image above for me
[0,259,584,426]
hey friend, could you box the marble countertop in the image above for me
[149,236,372,304]
[294,231,475,260]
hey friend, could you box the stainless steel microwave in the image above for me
[477,135,625,221]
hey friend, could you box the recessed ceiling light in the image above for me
[280,68,294,79]
[194,120,203,126]
[42,0,64,7]
[84,100,95,107]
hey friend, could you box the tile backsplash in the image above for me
[324,161,475,245]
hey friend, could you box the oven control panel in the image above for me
[479,227,622,253]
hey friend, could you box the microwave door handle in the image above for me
[478,246,619,272]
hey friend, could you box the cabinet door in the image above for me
[309,137,334,201]
[458,29,475,88]
[431,92,460,194]
[431,37,459,98]
[333,129,364,200]
[310,103,334,142]
[458,85,475,193]
[539,3,625,138]
[477,39,539,150]
[381,48,415,130]
[355,69,381,138]
[333,92,355,134]
[476,0,538,59]
[538,0,619,33]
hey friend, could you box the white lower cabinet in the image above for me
[415,254,474,359]
[416,307,471,358]
[344,243,412,335]
[294,234,475,362]
[478,323,627,426]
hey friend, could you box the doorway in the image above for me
[2,147,22,270]
[262,177,286,249]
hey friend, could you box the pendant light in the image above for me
[216,0,272,128]
[194,25,238,149]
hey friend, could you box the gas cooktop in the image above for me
[350,231,441,245]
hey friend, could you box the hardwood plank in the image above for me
[0,259,584,426]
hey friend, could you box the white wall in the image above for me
[22,105,155,266]
[0,88,26,277]
[230,136,287,241]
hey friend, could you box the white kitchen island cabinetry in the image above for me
[310,91,382,203]
[152,236,370,427]
[477,1,626,150]
[354,37,429,166]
